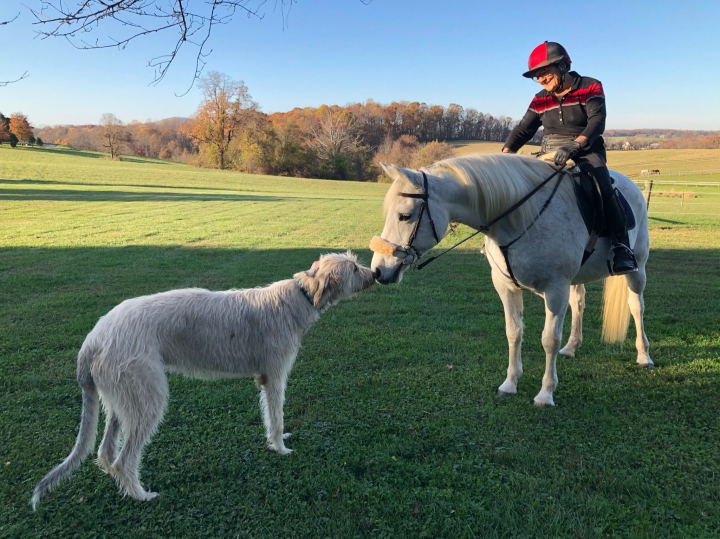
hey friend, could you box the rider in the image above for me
[502,41,637,274]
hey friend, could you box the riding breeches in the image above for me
[574,152,631,247]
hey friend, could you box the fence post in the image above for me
[645,180,654,210]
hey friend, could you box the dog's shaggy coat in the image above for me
[31,252,374,508]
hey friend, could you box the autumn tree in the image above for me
[0,113,10,144]
[306,108,365,180]
[100,113,133,159]
[410,140,455,169]
[185,71,255,169]
[9,113,33,142]
[375,134,419,168]
[307,109,354,160]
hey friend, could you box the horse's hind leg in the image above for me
[535,284,570,407]
[492,270,524,396]
[625,268,653,367]
[560,284,585,358]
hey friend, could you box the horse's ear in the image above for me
[380,163,422,188]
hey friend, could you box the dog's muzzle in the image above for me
[369,236,419,265]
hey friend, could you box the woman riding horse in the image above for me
[502,41,638,275]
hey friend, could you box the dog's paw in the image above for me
[270,444,293,455]
[95,456,113,475]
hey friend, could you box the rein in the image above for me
[414,164,566,270]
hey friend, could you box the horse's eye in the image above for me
[353,264,358,273]
[398,214,411,222]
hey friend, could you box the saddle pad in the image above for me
[571,171,635,237]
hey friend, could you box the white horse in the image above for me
[370,153,652,407]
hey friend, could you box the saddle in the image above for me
[538,152,636,264]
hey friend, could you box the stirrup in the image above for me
[607,244,638,276]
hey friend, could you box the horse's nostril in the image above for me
[372,268,381,280]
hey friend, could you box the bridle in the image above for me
[371,164,567,273]
[390,171,441,265]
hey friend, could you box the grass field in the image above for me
[1,145,719,538]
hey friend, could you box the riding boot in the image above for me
[604,189,638,275]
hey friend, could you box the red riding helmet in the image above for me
[523,41,571,78]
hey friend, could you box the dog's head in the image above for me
[294,251,374,311]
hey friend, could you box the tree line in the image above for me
[33,71,522,180]
[0,113,41,147]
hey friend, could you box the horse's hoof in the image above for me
[534,401,554,408]
[639,363,655,369]
[497,390,516,397]
[558,348,575,358]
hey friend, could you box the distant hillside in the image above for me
[605,129,720,138]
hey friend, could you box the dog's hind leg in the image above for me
[259,373,292,455]
[109,355,168,501]
[97,405,121,475]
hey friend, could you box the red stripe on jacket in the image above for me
[529,82,605,114]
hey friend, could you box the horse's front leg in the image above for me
[491,269,524,396]
[559,284,585,358]
[535,285,570,407]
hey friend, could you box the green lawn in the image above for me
[1,146,719,538]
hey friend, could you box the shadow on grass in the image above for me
[20,146,175,166]
[19,146,103,160]
[0,187,334,203]
[0,178,241,193]
[649,216,686,225]
[1,246,719,537]
[117,156,175,165]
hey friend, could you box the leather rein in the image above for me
[377,165,567,273]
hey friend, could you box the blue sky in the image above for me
[1,0,719,130]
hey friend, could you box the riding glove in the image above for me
[553,141,582,166]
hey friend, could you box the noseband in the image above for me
[373,171,441,265]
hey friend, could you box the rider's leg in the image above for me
[576,153,638,274]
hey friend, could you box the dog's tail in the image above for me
[31,343,100,510]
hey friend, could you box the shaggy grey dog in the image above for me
[31,252,374,508]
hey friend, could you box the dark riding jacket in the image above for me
[503,72,606,158]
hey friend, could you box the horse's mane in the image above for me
[426,153,576,230]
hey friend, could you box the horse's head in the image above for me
[370,163,450,285]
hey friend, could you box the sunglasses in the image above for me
[533,68,554,81]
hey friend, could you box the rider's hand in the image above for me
[553,141,581,166]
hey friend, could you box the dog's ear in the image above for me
[313,273,331,307]
[306,260,320,278]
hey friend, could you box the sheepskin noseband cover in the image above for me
[369,236,401,257]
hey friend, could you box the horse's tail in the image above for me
[31,343,100,510]
[601,276,630,343]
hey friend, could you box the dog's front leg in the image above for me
[258,375,292,455]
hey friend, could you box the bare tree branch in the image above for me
[0,71,29,87]
[1,13,20,26]
[0,13,29,86]
[29,1,302,88]
[307,110,363,161]
[29,1,371,89]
